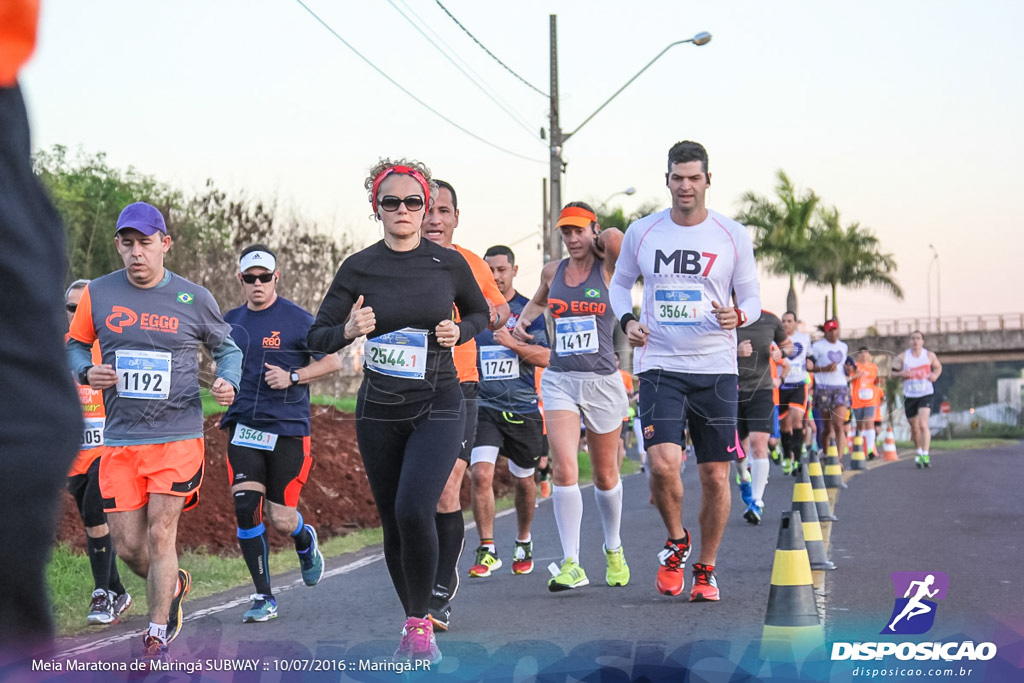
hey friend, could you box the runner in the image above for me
[850,347,882,459]
[64,279,132,626]
[892,331,942,467]
[736,310,789,524]
[513,201,630,592]
[307,159,489,665]
[67,202,243,663]
[808,319,853,463]
[610,140,761,602]
[779,311,811,475]
[0,6,82,664]
[468,245,549,583]
[221,244,343,623]
[419,179,509,632]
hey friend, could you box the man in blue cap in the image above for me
[67,201,243,664]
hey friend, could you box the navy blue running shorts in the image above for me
[637,370,738,463]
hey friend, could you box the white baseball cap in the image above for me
[239,250,276,273]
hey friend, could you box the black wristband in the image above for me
[78,365,93,386]
[620,313,638,333]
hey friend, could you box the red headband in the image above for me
[371,165,431,213]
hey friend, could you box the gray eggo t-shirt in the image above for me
[69,269,232,445]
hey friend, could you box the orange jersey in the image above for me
[0,0,38,86]
[851,361,880,409]
[769,355,780,406]
[452,244,505,383]
[68,338,107,476]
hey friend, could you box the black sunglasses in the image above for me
[65,303,78,313]
[241,272,275,284]
[379,195,425,212]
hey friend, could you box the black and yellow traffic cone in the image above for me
[761,510,824,660]
[791,467,836,571]
[822,439,846,490]
[850,435,867,471]
[806,449,837,522]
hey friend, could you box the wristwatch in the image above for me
[289,371,301,386]
[78,365,93,386]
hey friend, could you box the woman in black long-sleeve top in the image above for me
[308,159,488,665]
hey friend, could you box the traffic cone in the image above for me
[882,425,899,462]
[791,467,836,571]
[761,510,824,661]
[850,435,867,471]
[822,439,846,490]
[806,450,837,522]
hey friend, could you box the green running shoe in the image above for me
[604,545,630,587]
[547,559,589,592]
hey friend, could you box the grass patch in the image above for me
[896,438,1018,452]
[202,390,356,417]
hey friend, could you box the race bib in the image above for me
[554,316,599,356]
[653,285,704,326]
[479,345,519,381]
[905,379,930,395]
[364,328,428,379]
[81,417,104,450]
[858,388,875,401]
[231,423,279,451]
[115,350,171,400]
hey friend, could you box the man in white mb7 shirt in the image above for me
[610,140,761,603]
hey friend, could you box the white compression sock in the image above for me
[552,484,583,562]
[864,429,876,454]
[750,457,770,506]
[593,480,623,551]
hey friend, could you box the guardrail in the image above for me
[848,313,1024,339]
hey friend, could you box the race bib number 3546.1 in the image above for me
[364,328,428,379]
[115,350,171,400]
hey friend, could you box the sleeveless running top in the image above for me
[902,348,934,397]
[547,257,617,375]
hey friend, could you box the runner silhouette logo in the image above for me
[881,571,948,635]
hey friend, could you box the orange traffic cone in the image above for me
[882,425,899,462]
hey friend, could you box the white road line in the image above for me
[54,552,384,659]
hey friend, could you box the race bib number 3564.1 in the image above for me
[364,328,428,379]
[115,350,171,400]
[653,285,704,326]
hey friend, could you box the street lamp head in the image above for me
[624,187,637,196]
[691,31,712,46]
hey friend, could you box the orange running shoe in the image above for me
[689,563,720,602]
[655,531,691,596]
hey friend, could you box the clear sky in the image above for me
[20,0,1024,334]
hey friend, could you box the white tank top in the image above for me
[902,348,934,397]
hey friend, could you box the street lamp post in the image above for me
[545,17,711,262]
[928,244,940,332]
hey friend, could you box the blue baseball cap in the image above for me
[115,202,167,236]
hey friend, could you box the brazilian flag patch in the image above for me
[176,292,194,305]
[584,288,600,298]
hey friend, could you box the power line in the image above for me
[387,0,542,143]
[295,0,544,164]
[434,0,548,98]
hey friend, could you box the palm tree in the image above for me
[804,205,903,319]
[735,170,819,316]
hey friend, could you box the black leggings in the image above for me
[355,382,465,618]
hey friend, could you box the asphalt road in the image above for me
[47,444,1024,682]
